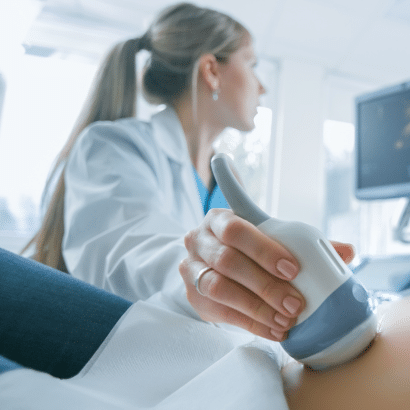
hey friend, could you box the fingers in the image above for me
[187,209,300,281]
[180,259,292,341]
[209,209,300,280]
[182,208,356,342]
[331,241,355,264]
[182,209,305,340]
[187,228,302,317]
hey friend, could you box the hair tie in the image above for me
[128,35,151,54]
[138,34,151,51]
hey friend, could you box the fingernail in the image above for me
[274,313,290,328]
[276,259,298,279]
[283,296,302,315]
[270,328,285,341]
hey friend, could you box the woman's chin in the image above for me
[228,115,257,132]
[236,118,256,132]
[243,121,256,132]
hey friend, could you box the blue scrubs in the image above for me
[192,166,230,214]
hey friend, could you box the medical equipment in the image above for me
[355,81,410,243]
[352,254,410,292]
[211,153,378,370]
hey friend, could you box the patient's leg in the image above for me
[282,296,410,410]
[0,248,132,378]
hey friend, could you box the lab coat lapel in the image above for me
[151,108,204,225]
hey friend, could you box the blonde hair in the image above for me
[24,2,249,272]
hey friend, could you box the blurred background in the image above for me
[1,0,410,263]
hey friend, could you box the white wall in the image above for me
[324,74,376,124]
[268,58,326,230]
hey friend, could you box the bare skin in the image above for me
[282,296,410,409]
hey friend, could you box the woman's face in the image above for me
[217,39,266,132]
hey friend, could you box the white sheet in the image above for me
[0,293,292,409]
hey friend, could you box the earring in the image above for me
[212,89,220,101]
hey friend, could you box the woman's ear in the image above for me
[198,54,220,92]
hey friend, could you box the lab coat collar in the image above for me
[151,107,190,166]
[151,106,205,223]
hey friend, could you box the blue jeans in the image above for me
[0,248,131,378]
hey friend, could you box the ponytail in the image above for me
[22,37,147,272]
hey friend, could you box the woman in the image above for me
[23,2,307,340]
[25,2,354,341]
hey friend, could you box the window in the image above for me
[0,3,98,252]
[214,106,273,209]
[215,58,278,211]
[324,119,359,245]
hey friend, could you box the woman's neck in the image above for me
[173,100,224,189]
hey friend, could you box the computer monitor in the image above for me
[355,81,410,243]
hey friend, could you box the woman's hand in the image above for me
[179,209,304,342]
[179,209,355,342]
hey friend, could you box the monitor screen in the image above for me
[355,81,410,200]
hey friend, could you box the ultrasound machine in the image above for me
[352,80,410,294]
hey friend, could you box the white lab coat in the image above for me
[63,107,204,306]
